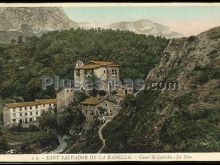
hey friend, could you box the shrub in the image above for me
[211,68,220,79]
[188,36,198,42]
[196,73,209,84]
[29,124,40,132]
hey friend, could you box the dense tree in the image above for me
[0,28,168,102]
[57,104,85,135]
[0,130,8,153]
[39,110,58,131]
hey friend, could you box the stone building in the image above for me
[80,96,117,125]
[3,99,56,127]
[56,60,133,113]
[74,60,120,90]
[56,88,76,112]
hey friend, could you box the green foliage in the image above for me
[174,92,198,109]
[38,103,85,135]
[102,90,160,153]
[207,27,220,39]
[160,108,220,152]
[29,124,40,131]
[0,28,168,101]
[19,132,59,154]
[197,73,209,84]
[80,119,102,153]
[57,104,85,135]
[194,65,220,84]
[188,36,199,42]
[0,129,8,153]
[75,91,89,103]
[39,111,58,130]
[0,109,3,123]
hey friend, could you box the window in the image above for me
[25,107,27,110]
[30,112,32,116]
[112,69,115,74]
[106,103,108,106]
[20,113,22,117]
[36,111,38,115]
[35,106,37,109]
[30,106,32,110]
[115,69,118,74]
[30,118,33,122]
[104,70,106,73]
[25,113,27,116]
[25,118,28,123]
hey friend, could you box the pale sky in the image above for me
[63,5,220,36]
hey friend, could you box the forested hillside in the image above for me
[102,27,220,153]
[0,28,168,102]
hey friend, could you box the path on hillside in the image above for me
[63,139,82,154]
[97,116,115,153]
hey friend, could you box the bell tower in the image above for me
[74,60,84,87]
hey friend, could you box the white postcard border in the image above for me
[0,153,220,162]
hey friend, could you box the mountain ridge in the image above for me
[0,7,184,43]
[78,19,184,39]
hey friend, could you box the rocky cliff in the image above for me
[102,26,220,152]
[0,7,78,32]
[0,7,78,43]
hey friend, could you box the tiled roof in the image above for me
[80,60,119,69]
[91,61,114,65]
[80,97,105,105]
[5,99,56,108]
[80,64,101,69]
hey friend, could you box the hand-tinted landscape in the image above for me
[0,4,219,154]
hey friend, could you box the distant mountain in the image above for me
[0,7,78,43]
[78,19,183,39]
[108,19,184,38]
[78,22,99,30]
[0,8,183,43]
[0,7,78,32]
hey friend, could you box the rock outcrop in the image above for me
[0,7,78,32]
[103,26,220,153]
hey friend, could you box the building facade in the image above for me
[74,60,120,90]
[3,99,56,127]
[56,88,76,112]
[81,97,118,125]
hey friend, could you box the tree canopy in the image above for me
[0,28,168,102]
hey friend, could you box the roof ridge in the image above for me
[5,98,56,108]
